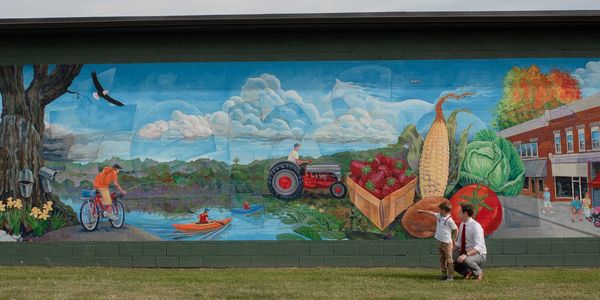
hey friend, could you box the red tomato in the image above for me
[449,184,503,236]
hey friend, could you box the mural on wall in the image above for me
[1,58,600,242]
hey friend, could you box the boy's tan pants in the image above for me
[439,242,454,276]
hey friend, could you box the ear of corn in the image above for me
[419,92,473,198]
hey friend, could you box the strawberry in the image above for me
[377,165,392,177]
[397,173,407,186]
[372,188,384,199]
[392,168,405,177]
[395,159,409,170]
[350,160,366,177]
[358,178,366,188]
[360,166,372,182]
[370,170,387,189]
[365,180,376,192]
[367,157,380,169]
[376,153,392,167]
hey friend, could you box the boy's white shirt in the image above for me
[433,213,457,243]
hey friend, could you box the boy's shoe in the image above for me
[439,275,448,280]
[445,277,454,282]
[106,213,118,221]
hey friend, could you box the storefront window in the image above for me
[592,126,600,150]
[554,133,562,154]
[578,128,585,152]
[566,130,574,152]
[554,176,588,198]
[538,179,544,192]
[555,176,573,198]
[523,177,530,189]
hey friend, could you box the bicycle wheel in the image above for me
[80,200,99,231]
[109,200,125,229]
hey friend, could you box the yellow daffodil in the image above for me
[43,202,53,211]
[6,198,14,208]
[14,199,23,210]
[30,207,41,218]
[39,211,50,220]
[0,203,5,212]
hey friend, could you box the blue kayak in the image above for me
[231,204,264,214]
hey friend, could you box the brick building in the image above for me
[498,94,600,206]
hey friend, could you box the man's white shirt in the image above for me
[455,217,487,255]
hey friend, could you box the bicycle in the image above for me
[79,189,126,231]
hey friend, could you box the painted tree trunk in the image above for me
[0,115,45,205]
[0,65,82,215]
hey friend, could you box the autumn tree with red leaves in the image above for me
[493,65,582,130]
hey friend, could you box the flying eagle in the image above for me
[91,71,125,106]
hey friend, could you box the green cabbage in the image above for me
[459,129,525,196]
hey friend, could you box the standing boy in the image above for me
[418,202,458,281]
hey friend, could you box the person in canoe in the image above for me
[243,201,250,210]
[197,208,212,224]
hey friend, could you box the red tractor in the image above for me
[267,161,347,200]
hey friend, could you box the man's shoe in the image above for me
[445,277,454,282]
[439,275,448,280]
[464,271,473,280]
[475,272,484,281]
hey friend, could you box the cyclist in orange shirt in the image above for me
[93,164,127,220]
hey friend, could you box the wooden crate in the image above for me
[346,175,417,231]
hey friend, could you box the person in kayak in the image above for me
[93,164,126,221]
[243,201,250,210]
[197,208,212,224]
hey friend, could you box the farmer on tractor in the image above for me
[93,164,127,220]
[288,143,311,166]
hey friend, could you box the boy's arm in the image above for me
[417,210,435,216]
[113,179,126,195]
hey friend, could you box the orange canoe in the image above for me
[172,217,233,232]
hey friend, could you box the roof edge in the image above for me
[1,10,600,31]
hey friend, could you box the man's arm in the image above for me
[467,224,486,256]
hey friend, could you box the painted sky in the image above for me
[3,58,600,164]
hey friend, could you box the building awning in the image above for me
[551,162,588,177]
[523,159,547,177]
[591,174,600,188]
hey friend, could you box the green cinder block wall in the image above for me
[0,239,598,268]
[1,16,600,268]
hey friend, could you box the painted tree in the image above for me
[0,64,83,207]
[493,65,582,130]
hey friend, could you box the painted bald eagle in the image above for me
[91,71,125,106]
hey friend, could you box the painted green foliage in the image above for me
[459,129,525,196]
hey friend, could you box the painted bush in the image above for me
[0,58,599,242]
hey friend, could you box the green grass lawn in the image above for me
[0,267,598,299]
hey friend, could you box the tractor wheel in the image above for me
[329,181,347,199]
[268,161,304,200]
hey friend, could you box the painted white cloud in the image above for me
[135,73,487,145]
[573,61,600,97]
[314,108,397,143]
[138,74,318,141]
[138,110,213,139]
[45,122,72,138]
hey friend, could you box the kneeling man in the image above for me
[453,203,487,280]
